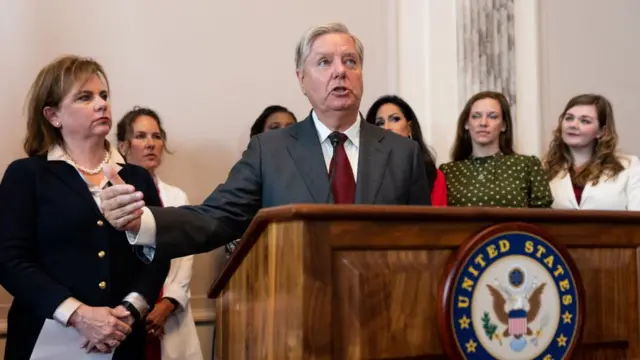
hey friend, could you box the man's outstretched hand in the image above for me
[100,165,145,232]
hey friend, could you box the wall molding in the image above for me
[456,0,517,113]
[395,0,543,161]
[192,308,216,324]
[190,294,216,324]
[397,0,459,164]
[513,0,543,156]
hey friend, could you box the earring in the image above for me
[53,122,60,128]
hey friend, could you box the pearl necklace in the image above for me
[62,150,111,175]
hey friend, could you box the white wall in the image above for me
[1,0,396,201]
[396,0,459,164]
[0,2,40,166]
[539,0,640,156]
[0,1,395,358]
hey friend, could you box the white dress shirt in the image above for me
[128,111,362,260]
[48,144,149,326]
[312,110,360,180]
[550,153,640,210]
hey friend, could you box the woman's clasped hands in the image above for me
[69,304,134,354]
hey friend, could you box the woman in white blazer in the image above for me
[117,107,203,360]
[544,94,640,210]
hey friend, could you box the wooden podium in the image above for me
[208,204,640,359]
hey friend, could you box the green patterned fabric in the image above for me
[439,153,553,208]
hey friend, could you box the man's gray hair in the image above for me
[295,22,364,71]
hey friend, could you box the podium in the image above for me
[208,204,640,359]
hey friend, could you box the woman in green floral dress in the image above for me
[439,91,553,208]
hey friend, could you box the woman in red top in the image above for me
[365,95,447,206]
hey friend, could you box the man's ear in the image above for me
[296,69,307,96]
[43,106,60,127]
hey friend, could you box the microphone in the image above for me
[325,131,342,203]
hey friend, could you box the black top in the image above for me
[0,155,170,359]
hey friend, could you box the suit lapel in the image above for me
[558,173,579,209]
[581,181,594,208]
[46,161,103,216]
[286,116,331,203]
[355,122,389,204]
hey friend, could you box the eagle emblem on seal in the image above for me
[486,266,547,352]
[441,227,582,359]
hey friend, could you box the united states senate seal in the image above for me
[438,223,584,360]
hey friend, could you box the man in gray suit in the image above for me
[100,22,431,261]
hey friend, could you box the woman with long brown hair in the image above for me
[544,94,640,210]
[439,91,553,208]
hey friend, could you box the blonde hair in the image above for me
[543,94,623,186]
[23,55,109,156]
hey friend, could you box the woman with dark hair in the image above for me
[439,91,552,208]
[249,105,297,137]
[544,94,640,210]
[365,95,447,205]
[117,107,203,360]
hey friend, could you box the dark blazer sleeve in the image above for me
[149,136,263,260]
[409,141,432,205]
[0,160,73,319]
[126,166,171,305]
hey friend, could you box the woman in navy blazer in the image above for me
[0,55,170,359]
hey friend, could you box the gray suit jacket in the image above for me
[149,115,431,259]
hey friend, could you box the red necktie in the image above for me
[328,132,356,204]
[146,185,164,359]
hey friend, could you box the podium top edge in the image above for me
[252,204,640,223]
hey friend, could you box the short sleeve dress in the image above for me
[439,153,553,208]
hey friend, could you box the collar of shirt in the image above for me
[47,142,125,189]
[48,142,124,168]
[469,151,503,161]
[312,110,361,149]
